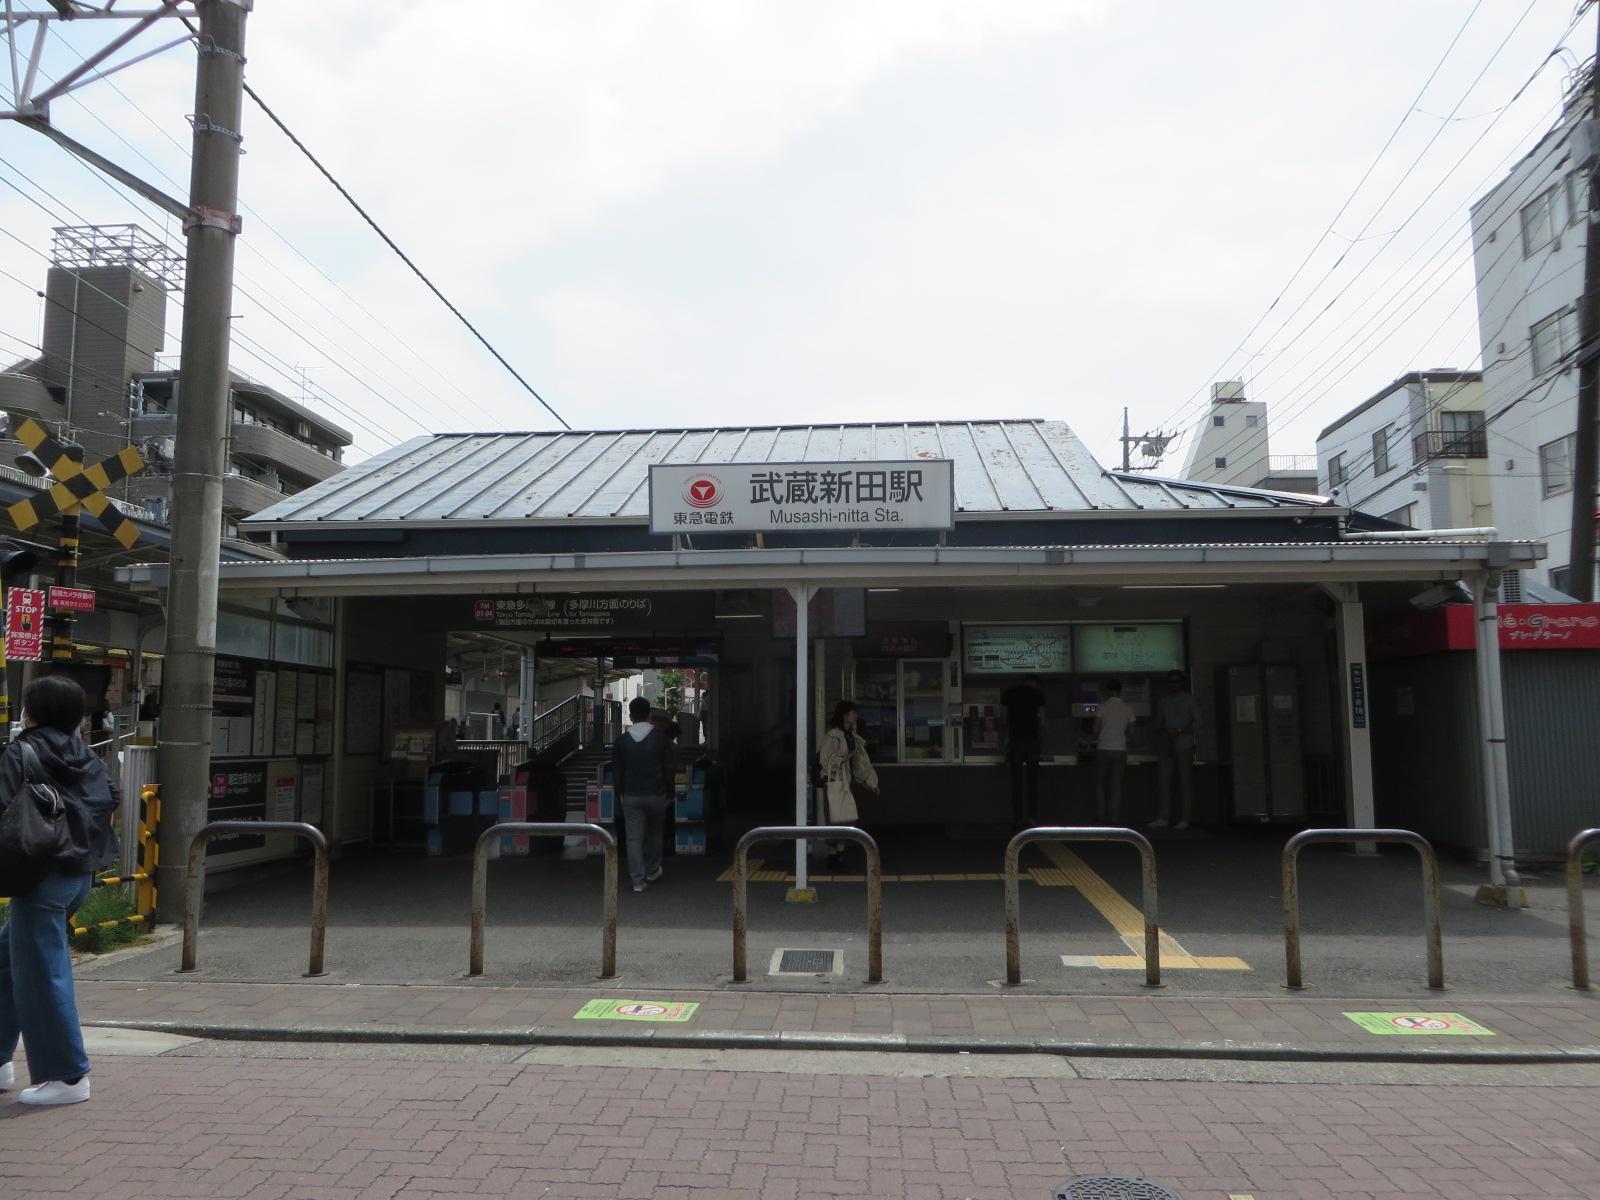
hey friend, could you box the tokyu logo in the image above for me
[683,476,723,509]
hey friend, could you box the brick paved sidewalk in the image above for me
[3,1051,1598,1199]
[76,977,1600,1061]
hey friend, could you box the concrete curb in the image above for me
[84,1018,1600,1066]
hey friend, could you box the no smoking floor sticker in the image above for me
[1344,1012,1495,1036]
[574,999,700,1022]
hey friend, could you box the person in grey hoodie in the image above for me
[0,674,120,1106]
[610,697,675,892]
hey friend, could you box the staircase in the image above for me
[562,747,611,816]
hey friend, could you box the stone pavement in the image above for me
[75,976,1600,1061]
[3,1048,1598,1199]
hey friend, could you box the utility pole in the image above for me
[156,0,249,918]
[1117,408,1175,474]
[1570,21,1600,601]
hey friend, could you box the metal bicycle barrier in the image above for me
[470,822,617,979]
[181,821,330,977]
[1004,827,1161,988]
[1282,828,1443,991]
[1568,828,1600,991]
[731,826,883,984]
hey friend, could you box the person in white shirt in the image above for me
[1092,680,1135,823]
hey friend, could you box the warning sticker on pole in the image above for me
[1343,1012,1495,1036]
[574,999,700,1023]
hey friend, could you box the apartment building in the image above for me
[1177,381,1319,494]
[1468,72,1592,592]
[1315,371,1490,530]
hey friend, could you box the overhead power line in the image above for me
[234,79,571,432]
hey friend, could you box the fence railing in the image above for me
[1282,828,1442,990]
[732,826,883,984]
[181,821,329,977]
[1568,828,1600,990]
[1004,827,1160,987]
[470,822,617,978]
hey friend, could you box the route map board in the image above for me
[963,625,1072,675]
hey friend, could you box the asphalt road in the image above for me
[81,827,1596,999]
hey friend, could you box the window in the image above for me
[1245,414,1259,428]
[1328,452,1346,488]
[1521,184,1562,255]
[1380,504,1416,527]
[1214,456,1227,469]
[1570,168,1591,228]
[1372,424,1393,475]
[1531,308,1580,374]
[1540,434,1576,497]
[1438,410,1486,456]
[1212,415,1225,428]
[1552,566,1572,594]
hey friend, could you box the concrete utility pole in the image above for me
[1570,20,1600,601]
[156,0,249,917]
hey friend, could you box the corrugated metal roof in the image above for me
[243,421,1332,527]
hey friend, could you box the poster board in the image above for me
[315,674,335,755]
[300,761,325,828]
[273,670,298,756]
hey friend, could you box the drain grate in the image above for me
[769,948,842,975]
[1055,1177,1183,1200]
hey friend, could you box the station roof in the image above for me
[244,420,1333,529]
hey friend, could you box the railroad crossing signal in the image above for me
[4,416,146,549]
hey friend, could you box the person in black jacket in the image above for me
[611,697,675,893]
[0,675,119,1106]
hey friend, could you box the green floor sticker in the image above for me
[1344,1012,1494,1036]
[574,999,700,1022]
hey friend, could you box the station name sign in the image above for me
[649,460,954,534]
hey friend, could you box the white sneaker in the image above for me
[646,866,664,882]
[1147,818,1169,830]
[19,1078,89,1106]
[0,1062,12,1089]
[632,882,647,893]
[1174,820,1191,832]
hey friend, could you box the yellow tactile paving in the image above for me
[1093,954,1250,971]
[1036,841,1250,972]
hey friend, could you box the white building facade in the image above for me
[1316,371,1490,530]
[1469,83,1592,593]
[1179,381,1318,493]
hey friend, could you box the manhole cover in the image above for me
[770,948,841,975]
[1055,1176,1183,1200]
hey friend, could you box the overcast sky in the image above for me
[0,1,1593,470]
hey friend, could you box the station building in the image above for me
[115,418,1594,894]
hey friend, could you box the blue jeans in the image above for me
[0,870,92,1083]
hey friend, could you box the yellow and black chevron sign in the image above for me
[6,417,146,549]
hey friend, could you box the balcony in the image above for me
[1267,454,1317,473]
[222,472,290,516]
[1412,428,1487,461]
[132,412,344,485]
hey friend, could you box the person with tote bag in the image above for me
[0,675,120,1106]
[816,700,878,870]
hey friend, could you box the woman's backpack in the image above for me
[0,740,71,897]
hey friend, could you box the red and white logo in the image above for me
[683,476,722,509]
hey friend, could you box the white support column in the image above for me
[327,597,346,856]
[1321,583,1375,843]
[788,583,815,902]
[521,648,537,749]
[1470,571,1522,908]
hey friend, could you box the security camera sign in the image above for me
[5,587,45,661]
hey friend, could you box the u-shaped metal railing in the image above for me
[470,822,617,978]
[1004,827,1160,987]
[181,821,329,977]
[1282,828,1442,991]
[731,826,882,984]
[1568,828,1600,991]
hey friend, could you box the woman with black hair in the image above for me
[0,674,119,1106]
[816,699,878,870]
